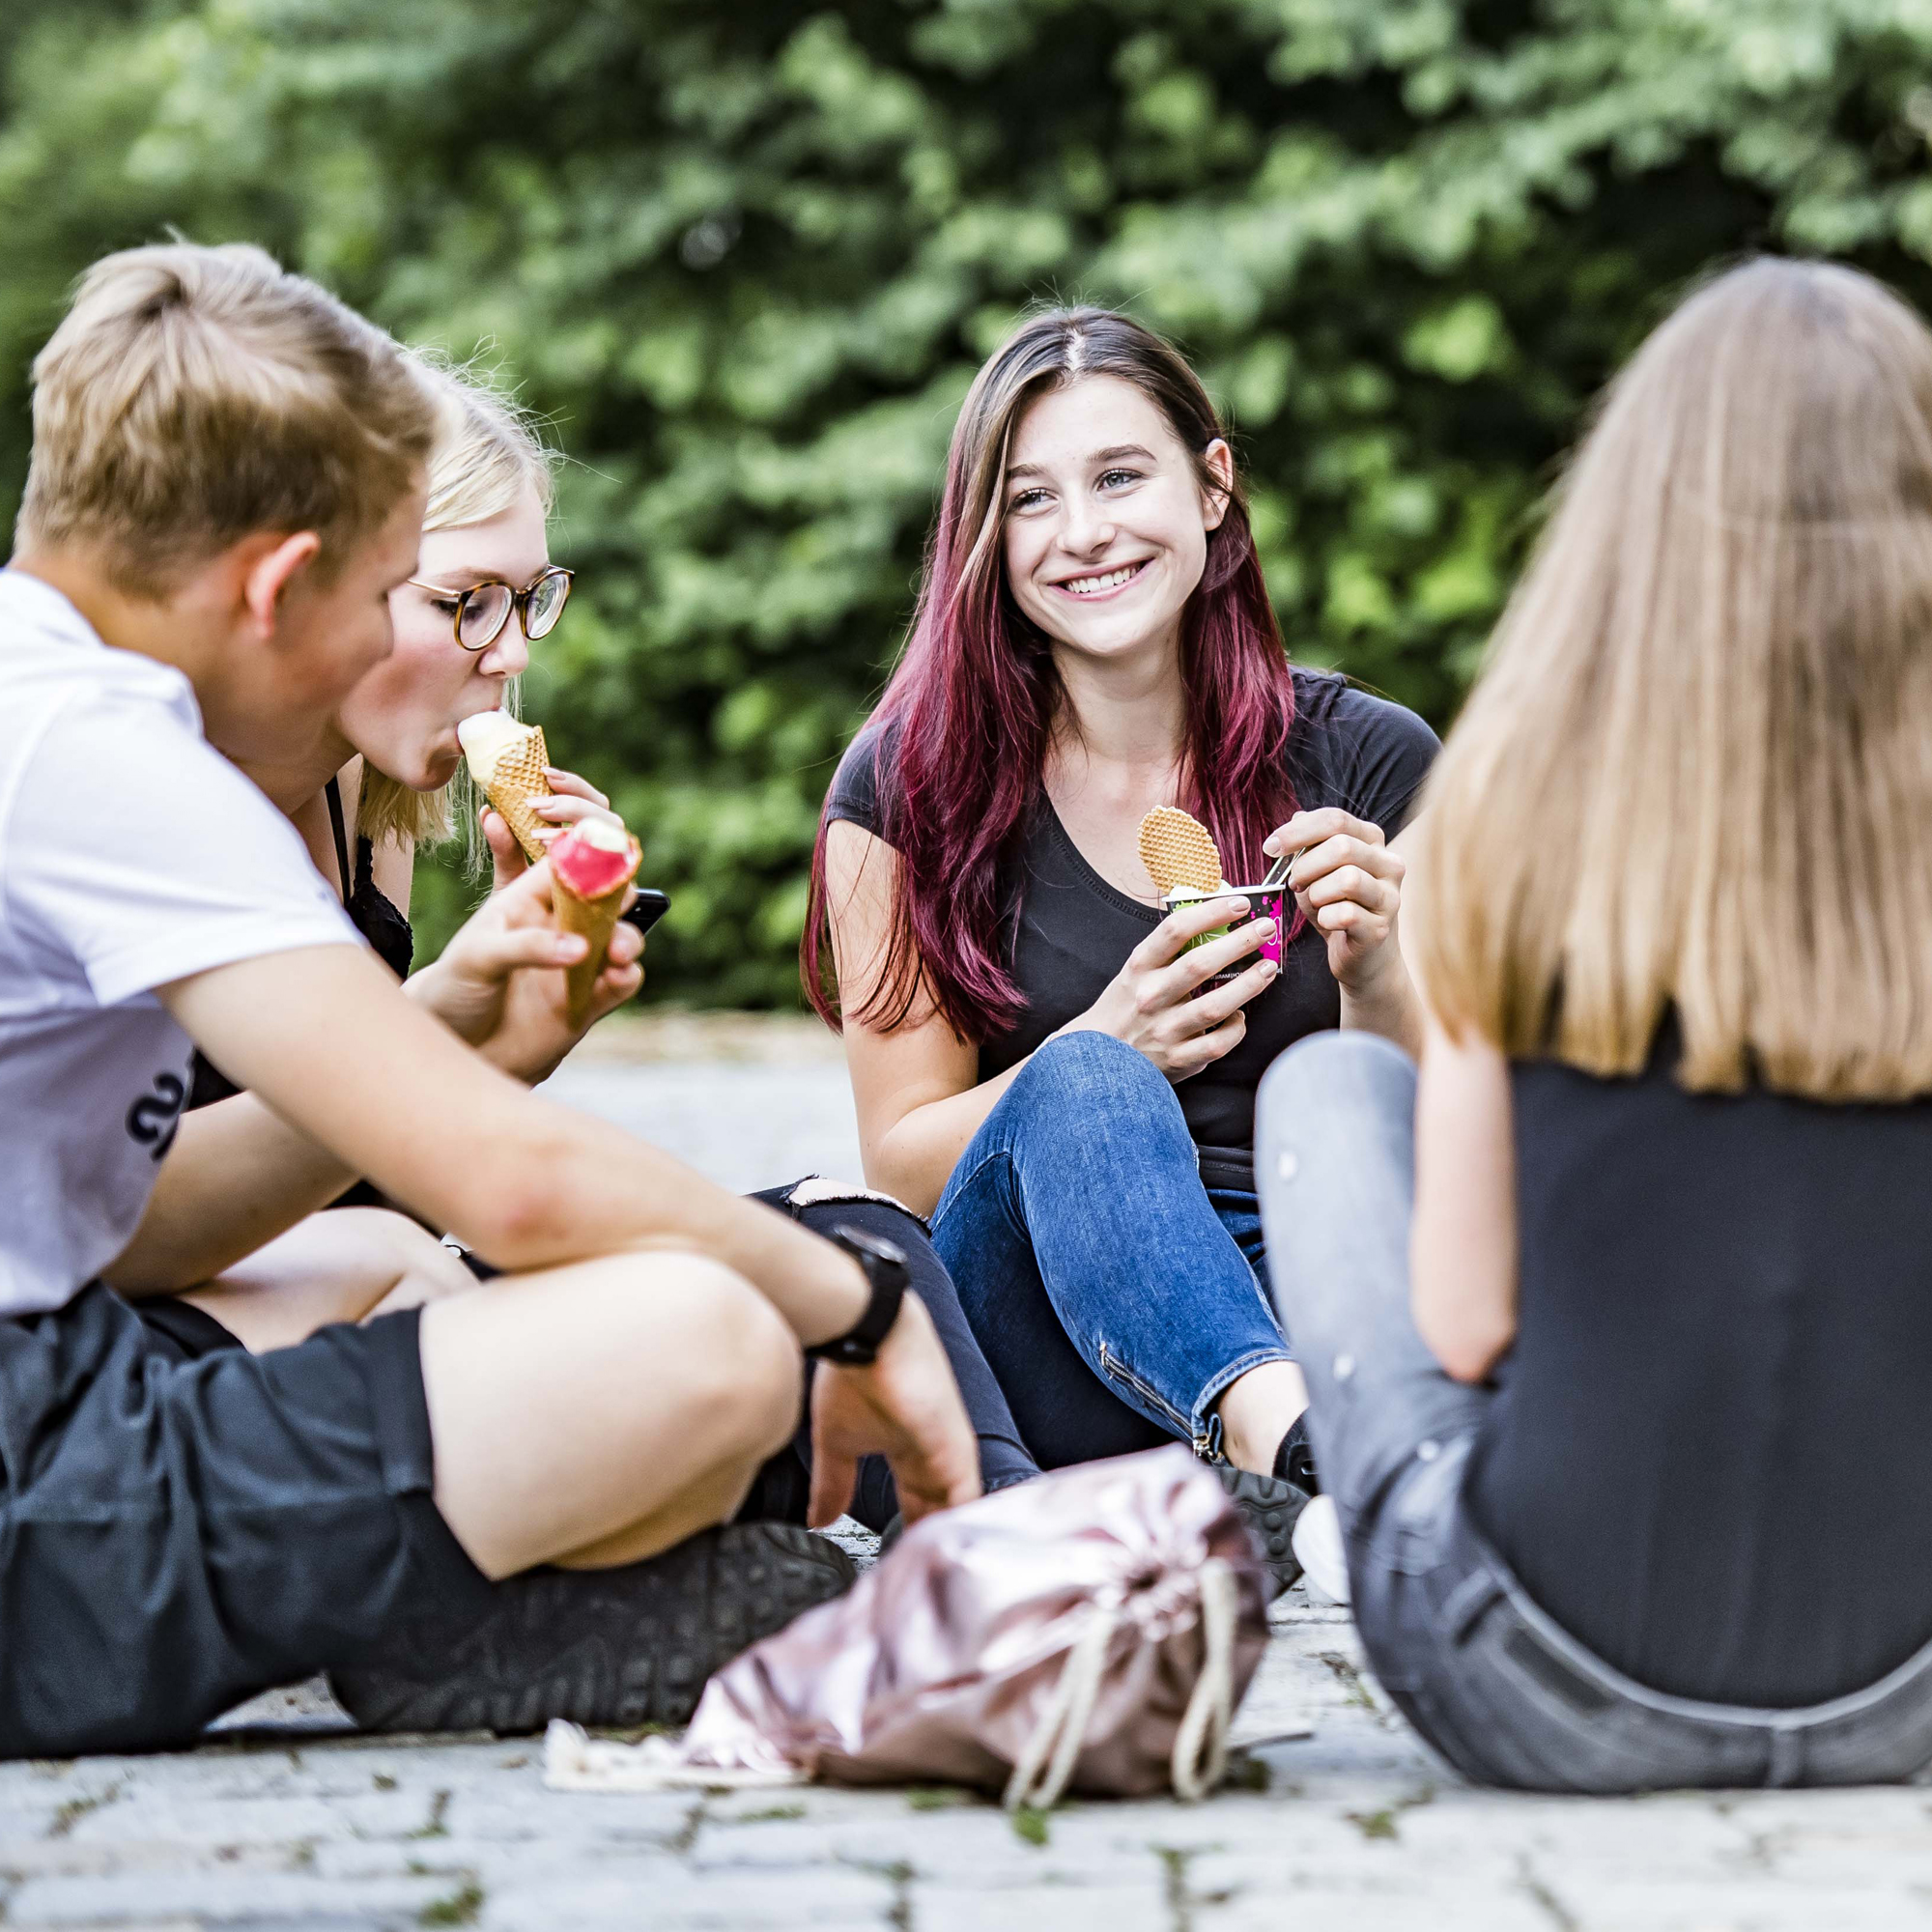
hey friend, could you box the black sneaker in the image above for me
[327,1521,856,1737]
[1215,1464,1312,1600]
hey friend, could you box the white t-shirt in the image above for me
[0,569,362,1318]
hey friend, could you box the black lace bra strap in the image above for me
[323,776,354,903]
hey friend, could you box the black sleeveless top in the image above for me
[187,779,415,1218]
[1466,1018,1932,1707]
[826,670,1438,1161]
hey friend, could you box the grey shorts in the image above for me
[0,1284,493,1757]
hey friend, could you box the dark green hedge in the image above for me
[5,0,1931,1001]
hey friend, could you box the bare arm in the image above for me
[157,944,870,1347]
[1337,821,1423,1054]
[103,1094,358,1296]
[1410,1008,1518,1381]
[109,859,644,1290]
[830,822,1024,1214]
[828,820,1276,1216]
[1339,964,1422,1055]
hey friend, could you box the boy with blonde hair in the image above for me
[0,242,977,1756]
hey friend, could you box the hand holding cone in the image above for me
[550,818,642,1024]
[457,711,554,865]
[1138,807,1227,895]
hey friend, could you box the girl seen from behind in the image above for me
[1260,258,1932,1790]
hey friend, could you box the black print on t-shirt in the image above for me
[126,1070,186,1163]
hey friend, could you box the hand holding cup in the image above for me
[1065,892,1279,1083]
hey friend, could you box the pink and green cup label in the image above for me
[1164,885,1285,985]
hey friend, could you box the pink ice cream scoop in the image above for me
[548,818,642,1022]
[550,819,639,899]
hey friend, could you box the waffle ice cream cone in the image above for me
[550,819,642,1023]
[457,711,553,864]
[1138,807,1227,895]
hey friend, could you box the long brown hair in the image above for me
[802,306,1299,1039]
[1410,257,1932,1100]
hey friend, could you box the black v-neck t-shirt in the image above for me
[826,669,1439,1157]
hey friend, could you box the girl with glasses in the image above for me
[141,358,643,1354]
[253,355,602,1021]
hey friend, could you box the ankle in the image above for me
[1214,1359,1310,1474]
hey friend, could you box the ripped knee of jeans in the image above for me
[781,1175,929,1234]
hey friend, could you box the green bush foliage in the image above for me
[4,0,1930,1001]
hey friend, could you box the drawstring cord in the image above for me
[546,1557,1243,1810]
[1003,1556,1238,1812]
[1001,1600,1116,1812]
[1169,1558,1238,1803]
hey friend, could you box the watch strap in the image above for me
[806,1225,909,1366]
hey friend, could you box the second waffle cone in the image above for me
[553,836,641,1024]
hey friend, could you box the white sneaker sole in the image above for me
[1292,1493,1350,1605]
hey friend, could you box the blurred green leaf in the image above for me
[5,0,1930,1000]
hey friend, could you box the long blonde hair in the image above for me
[356,355,556,849]
[1409,257,1932,1101]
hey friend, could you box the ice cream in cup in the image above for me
[1163,884,1286,991]
[1137,805,1283,993]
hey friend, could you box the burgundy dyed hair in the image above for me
[802,305,1300,1041]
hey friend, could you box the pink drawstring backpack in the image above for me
[546,1444,1271,1809]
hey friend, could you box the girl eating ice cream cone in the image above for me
[141,360,644,1355]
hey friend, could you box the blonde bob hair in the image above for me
[356,355,557,849]
[1408,258,1932,1102]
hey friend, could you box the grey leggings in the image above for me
[1257,1031,1932,1793]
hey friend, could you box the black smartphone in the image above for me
[621,887,671,937]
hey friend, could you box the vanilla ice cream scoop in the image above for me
[457,711,552,863]
[457,709,542,784]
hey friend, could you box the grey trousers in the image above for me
[1256,1030,1932,1793]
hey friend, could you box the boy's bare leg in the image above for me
[418,1251,805,1579]
[177,1208,476,1352]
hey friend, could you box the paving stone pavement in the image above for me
[6,1020,1928,1930]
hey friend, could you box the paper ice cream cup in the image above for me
[1163,884,1286,989]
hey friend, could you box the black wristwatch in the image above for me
[806,1224,910,1367]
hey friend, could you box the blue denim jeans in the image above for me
[1257,1031,1932,1791]
[933,1031,1291,1470]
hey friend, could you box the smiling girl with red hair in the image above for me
[805,307,1437,1587]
